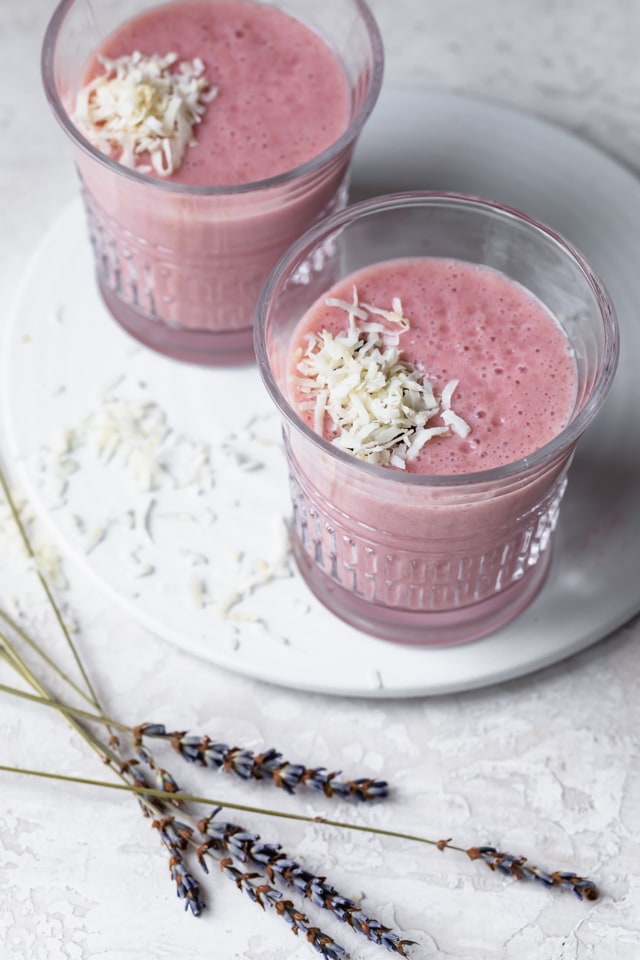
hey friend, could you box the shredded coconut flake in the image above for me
[295,289,471,467]
[218,514,292,619]
[74,51,217,176]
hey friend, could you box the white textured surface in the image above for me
[1,2,640,959]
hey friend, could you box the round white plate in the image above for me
[4,89,640,698]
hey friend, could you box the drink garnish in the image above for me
[74,51,217,175]
[295,287,470,468]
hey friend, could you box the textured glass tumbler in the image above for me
[255,193,619,645]
[41,0,383,365]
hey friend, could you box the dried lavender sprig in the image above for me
[131,723,361,942]
[150,814,206,916]
[131,738,183,801]
[466,847,598,901]
[108,712,208,914]
[128,746,346,954]
[133,772,204,915]
[0,624,600,908]
[198,810,415,956]
[2,762,600,905]
[2,656,596,909]
[134,723,389,801]
[198,849,346,960]
[131,733,597,908]
[118,757,204,914]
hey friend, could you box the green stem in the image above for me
[0,676,129,731]
[0,632,122,769]
[0,464,101,708]
[0,470,129,777]
[0,761,465,854]
[0,608,96,706]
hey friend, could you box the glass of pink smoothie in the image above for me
[41,0,383,365]
[255,193,619,645]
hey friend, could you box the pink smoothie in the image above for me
[84,0,351,185]
[289,257,577,474]
[68,0,365,359]
[283,256,579,636]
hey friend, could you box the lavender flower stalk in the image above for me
[131,736,183,801]
[134,723,388,801]
[198,810,415,956]
[130,727,352,951]
[152,815,206,916]
[119,756,205,916]
[465,847,598,901]
[197,848,346,960]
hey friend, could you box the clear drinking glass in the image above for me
[255,192,619,645]
[41,0,384,365]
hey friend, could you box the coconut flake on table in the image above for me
[60,395,216,494]
[74,51,217,176]
[295,288,471,468]
[217,514,292,619]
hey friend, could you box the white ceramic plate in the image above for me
[4,89,640,698]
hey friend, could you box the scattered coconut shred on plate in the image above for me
[295,287,471,469]
[74,51,218,175]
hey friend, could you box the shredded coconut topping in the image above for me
[295,287,471,468]
[74,51,217,176]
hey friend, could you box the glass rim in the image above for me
[41,0,384,196]
[255,190,620,488]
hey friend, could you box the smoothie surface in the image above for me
[83,0,351,185]
[289,257,578,475]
